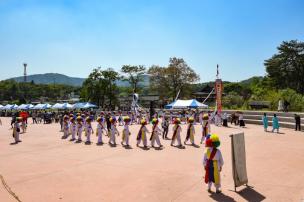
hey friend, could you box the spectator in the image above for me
[32,111,37,124]
[295,114,301,131]
[272,114,280,133]
[262,113,268,132]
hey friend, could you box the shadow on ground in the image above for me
[237,186,266,202]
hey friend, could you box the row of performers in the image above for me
[61,114,212,148]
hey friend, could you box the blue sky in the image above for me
[0,0,303,82]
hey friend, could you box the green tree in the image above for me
[265,40,304,94]
[148,57,200,100]
[121,65,146,93]
[102,68,120,109]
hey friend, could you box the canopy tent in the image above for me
[2,104,12,110]
[164,101,176,109]
[72,102,86,109]
[83,102,98,109]
[51,103,63,109]
[33,103,52,110]
[0,104,3,110]
[2,104,19,110]
[72,102,97,109]
[165,99,208,109]
[52,103,73,109]
[61,103,73,109]
[18,104,34,110]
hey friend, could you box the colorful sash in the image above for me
[185,124,192,141]
[204,148,220,185]
[137,125,144,140]
[172,125,179,140]
[150,124,157,141]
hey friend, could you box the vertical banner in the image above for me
[215,79,223,113]
[230,133,248,191]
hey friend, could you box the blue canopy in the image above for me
[165,99,208,109]
[165,101,176,109]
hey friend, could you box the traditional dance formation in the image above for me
[54,110,218,150]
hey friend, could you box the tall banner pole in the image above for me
[215,64,223,114]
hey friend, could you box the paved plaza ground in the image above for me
[0,117,304,202]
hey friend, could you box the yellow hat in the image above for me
[140,119,147,125]
[188,117,194,123]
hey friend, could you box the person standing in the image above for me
[136,119,149,148]
[150,118,163,148]
[109,117,119,145]
[96,117,106,145]
[262,113,268,132]
[184,117,195,145]
[32,111,37,124]
[272,114,280,133]
[106,112,111,133]
[171,118,183,147]
[203,134,224,193]
[161,117,169,139]
[13,117,22,143]
[62,115,70,139]
[201,114,210,144]
[85,117,94,144]
[121,116,131,147]
[76,116,83,142]
[222,113,228,127]
[239,112,245,128]
[294,114,301,131]
[69,117,77,141]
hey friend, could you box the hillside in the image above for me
[7,73,150,87]
[8,73,85,86]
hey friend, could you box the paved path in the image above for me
[0,117,303,202]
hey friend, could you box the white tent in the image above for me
[3,104,19,110]
[52,103,73,109]
[83,102,97,109]
[18,104,34,110]
[61,103,73,109]
[33,103,52,110]
[33,104,43,109]
[165,99,208,109]
[2,104,13,110]
[52,103,63,109]
[0,104,3,110]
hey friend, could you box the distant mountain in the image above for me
[8,73,85,86]
[239,76,264,85]
[7,73,150,87]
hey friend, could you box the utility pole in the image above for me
[23,63,27,82]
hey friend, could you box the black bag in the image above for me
[16,128,20,132]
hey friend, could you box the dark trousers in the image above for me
[295,123,301,131]
[162,127,168,139]
[32,118,37,124]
